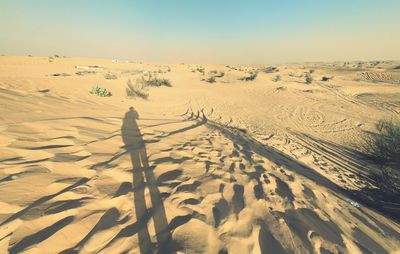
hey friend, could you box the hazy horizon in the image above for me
[1,0,400,64]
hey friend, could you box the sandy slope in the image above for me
[0,56,399,253]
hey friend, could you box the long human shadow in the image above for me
[121,107,172,253]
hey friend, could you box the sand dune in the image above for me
[0,56,399,253]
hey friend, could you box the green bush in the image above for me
[90,86,112,97]
[273,75,282,82]
[364,119,400,193]
[305,73,313,84]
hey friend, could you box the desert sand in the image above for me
[0,56,399,253]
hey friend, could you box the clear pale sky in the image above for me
[1,0,399,64]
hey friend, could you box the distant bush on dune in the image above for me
[139,73,172,87]
[363,119,400,194]
[262,66,279,73]
[215,71,224,78]
[126,79,149,99]
[125,73,171,100]
[196,67,205,75]
[305,73,313,84]
[76,71,96,76]
[239,72,258,81]
[273,75,281,82]
[121,69,143,75]
[90,85,112,97]
[52,73,71,77]
[206,76,216,83]
[104,73,118,80]
[321,76,333,81]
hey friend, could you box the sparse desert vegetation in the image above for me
[139,73,172,87]
[305,72,313,84]
[104,73,118,80]
[76,70,96,76]
[363,119,400,193]
[262,66,279,73]
[321,76,333,81]
[205,76,216,83]
[52,73,71,77]
[126,79,149,99]
[273,74,281,82]
[239,72,258,81]
[89,85,112,97]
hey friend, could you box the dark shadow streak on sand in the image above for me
[0,177,89,227]
[121,107,174,253]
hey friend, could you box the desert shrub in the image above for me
[139,73,171,87]
[52,73,71,77]
[363,119,400,193]
[321,76,333,81]
[305,73,313,84]
[121,69,143,75]
[273,75,281,82]
[206,76,216,83]
[196,67,205,74]
[262,66,279,73]
[90,86,112,97]
[393,65,400,70]
[76,71,96,76]
[208,71,224,78]
[104,73,118,80]
[240,72,258,81]
[309,69,315,73]
[126,79,149,99]
[215,71,225,78]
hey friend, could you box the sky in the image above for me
[1,0,399,64]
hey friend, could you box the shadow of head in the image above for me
[121,107,143,149]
